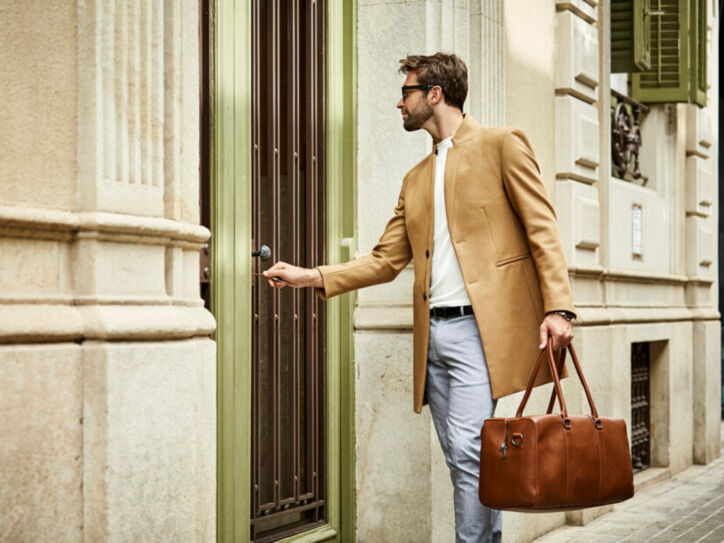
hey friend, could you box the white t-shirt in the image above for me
[429,137,472,308]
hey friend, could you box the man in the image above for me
[263,53,575,543]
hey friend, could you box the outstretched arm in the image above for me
[262,178,413,298]
[262,262,323,289]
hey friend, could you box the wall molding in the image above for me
[0,205,209,245]
[555,3,596,25]
[0,302,214,343]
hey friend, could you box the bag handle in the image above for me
[515,341,600,420]
[545,348,567,414]
[515,342,567,417]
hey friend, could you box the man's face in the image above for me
[396,72,433,132]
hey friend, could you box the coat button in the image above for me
[423,292,427,301]
[425,249,430,258]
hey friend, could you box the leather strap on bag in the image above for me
[546,348,567,414]
[515,342,601,422]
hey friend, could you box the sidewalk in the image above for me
[534,425,724,543]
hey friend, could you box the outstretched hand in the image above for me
[262,261,323,290]
[539,313,573,351]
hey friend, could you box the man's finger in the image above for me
[539,326,548,349]
[263,262,284,275]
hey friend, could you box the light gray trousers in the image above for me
[425,313,503,543]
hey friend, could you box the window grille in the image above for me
[631,342,651,472]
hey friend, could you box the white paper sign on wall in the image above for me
[632,204,643,258]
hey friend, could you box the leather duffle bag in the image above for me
[478,342,634,512]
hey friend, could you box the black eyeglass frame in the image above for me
[400,83,440,100]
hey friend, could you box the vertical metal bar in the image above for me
[304,0,315,502]
[291,0,301,504]
[272,0,281,510]
[310,0,319,520]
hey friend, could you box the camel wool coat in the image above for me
[315,114,576,414]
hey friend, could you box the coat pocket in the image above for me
[481,204,529,263]
[495,253,531,268]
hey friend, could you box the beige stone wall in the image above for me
[0,1,216,541]
[83,339,215,541]
[0,344,83,541]
[0,1,78,211]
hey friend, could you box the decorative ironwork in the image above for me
[631,342,651,473]
[611,89,649,182]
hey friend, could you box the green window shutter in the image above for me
[612,0,635,73]
[632,0,689,103]
[689,0,707,106]
[634,0,653,71]
[612,0,653,73]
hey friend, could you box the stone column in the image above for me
[0,1,216,541]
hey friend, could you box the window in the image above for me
[611,0,708,107]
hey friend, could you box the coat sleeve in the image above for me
[501,127,576,317]
[314,179,413,300]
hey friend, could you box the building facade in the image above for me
[0,1,720,542]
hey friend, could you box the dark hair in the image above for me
[398,53,468,111]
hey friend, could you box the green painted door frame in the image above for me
[210,2,357,541]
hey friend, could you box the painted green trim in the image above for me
[689,0,707,107]
[334,3,358,542]
[632,0,689,103]
[212,1,252,541]
[320,0,349,541]
[632,0,652,71]
[277,525,339,543]
[213,1,356,541]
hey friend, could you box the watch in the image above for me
[550,310,575,321]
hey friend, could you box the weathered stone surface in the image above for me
[0,2,215,541]
[355,331,432,542]
[83,339,216,542]
[0,344,83,542]
[0,1,77,211]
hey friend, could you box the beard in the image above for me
[403,100,433,131]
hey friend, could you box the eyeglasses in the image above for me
[401,84,438,101]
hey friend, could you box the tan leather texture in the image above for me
[479,343,635,511]
[314,115,576,413]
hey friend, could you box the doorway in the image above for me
[206,1,355,541]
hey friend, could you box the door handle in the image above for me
[252,244,272,260]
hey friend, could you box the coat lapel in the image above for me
[444,113,480,233]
